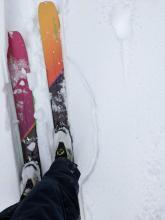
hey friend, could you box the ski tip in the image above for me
[38,1,59,16]
[7,30,30,74]
[8,31,25,52]
[38,1,56,10]
[8,31,22,40]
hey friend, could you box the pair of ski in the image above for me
[8,2,71,177]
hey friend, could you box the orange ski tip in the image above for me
[38,1,60,30]
[38,1,58,13]
[38,0,63,86]
[39,1,54,6]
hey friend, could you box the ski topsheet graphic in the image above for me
[7,32,41,168]
[38,2,71,135]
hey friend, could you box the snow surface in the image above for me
[1,0,165,219]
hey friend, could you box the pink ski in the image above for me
[7,31,41,168]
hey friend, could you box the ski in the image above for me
[38,2,72,143]
[7,31,41,172]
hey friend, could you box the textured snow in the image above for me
[0,0,23,211]
[0,0,165,220]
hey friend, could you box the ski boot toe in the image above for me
[55,142,73,161]
[54,127,74,161]
[20,161,41,199]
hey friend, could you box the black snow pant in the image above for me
[0,158,81,220]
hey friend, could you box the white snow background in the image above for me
[1,0,165,219]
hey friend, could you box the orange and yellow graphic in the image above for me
[38,1,63,86]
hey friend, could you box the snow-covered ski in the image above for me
[7,31,41,171]
[38,2,73,149]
